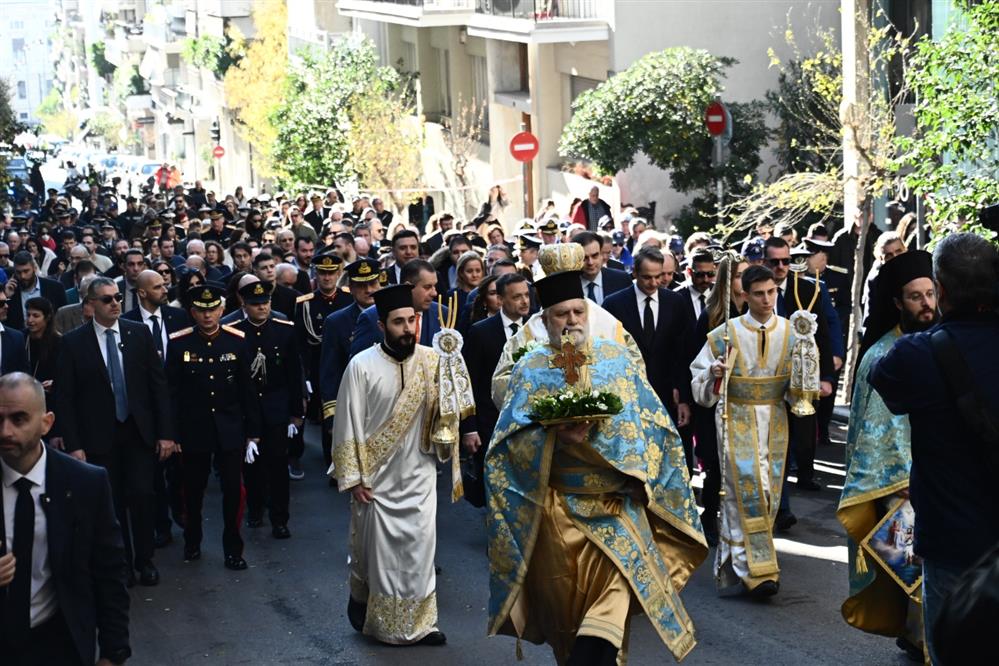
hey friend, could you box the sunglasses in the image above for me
[692,271,716,279]
[157,269,172,276]
[0,301,8,308]
[766,258,792,266]
[93,293,125,304]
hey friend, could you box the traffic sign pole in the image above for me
[510,127,540,218]
[704,98,730,226]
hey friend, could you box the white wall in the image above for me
[1,0,56,126]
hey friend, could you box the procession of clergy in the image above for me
[325,219,939,665]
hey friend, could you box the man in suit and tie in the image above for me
[603,247,693,435]
[252,252,298,320]
[349,259,448,358]
[459,273,532,506]
[55,277,177,587]
[114,250,147,315]
[0,373,132,666]
[675,249,716,324]
[5,251,68,331]
[384,229,421,285]
[53,274,97,335]
[571,231,632,305]
[121,269,189,547]
[0,291,30,375]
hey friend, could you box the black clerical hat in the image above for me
[881,250,933,298]
[373,284,414,320]
[535,270,585,308]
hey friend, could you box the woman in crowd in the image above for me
[205,240,232,280]
[151,259,175,291]
[469,274,501,327]
[170,268,206,309]
[24,296,61,412]
[448,251,485,331]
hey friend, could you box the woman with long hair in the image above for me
[448,251,485,332]
[151,259,176,291]
[469,274,502,326]
[24,296,61,410]
[205,240,232,280]
[691,252,748,547]
[170,268,206,309]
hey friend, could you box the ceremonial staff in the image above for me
[715,251,741,507]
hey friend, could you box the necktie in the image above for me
[509,322,520,335]
[643,296,655,342]
[7,477,34,640]
[150,315,163,357]
[698,293,706,313]
[586,282,597,303]
[778,287,785,316]
[106,329,129,422]
[759,325,768,363]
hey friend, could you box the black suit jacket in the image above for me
[121,304,190,334]
[599,267,633,302]
[777,275,834,379]
[461,313,510,443]
[0,448,130,664]
[673,284,705,329]
[603,286,693,410]
[0,326,29,374]
[55,319,175,455]
[7,276,68,330]
[271,284,300,324]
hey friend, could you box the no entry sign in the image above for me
[704,101,729,137]
[509,131,539,162]
[213,145,225,159]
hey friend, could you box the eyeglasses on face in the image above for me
[93,293,125,304]
[157,269,172,276]
[692,270,716,279]
[766,258,791,266]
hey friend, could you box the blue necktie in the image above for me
[586,281,597,303]
[106,329,129,422]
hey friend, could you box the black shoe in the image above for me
[154,531,173,549]
[224,555,248,571]
[272,525,291,539]
[246,515,264,528]
[775,510,797,532]
[896,637,923,663]
[416,631,447,646]
[747,580,779,599]
[137,563,160,586]
[797,478,822,491]
[126,571,137,588]
[347,597,367,632]
[183,546,201,562]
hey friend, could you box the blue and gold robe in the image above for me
[485,337,706,664]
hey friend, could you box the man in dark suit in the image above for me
[0,291,30,374]
[56,276,177,587]
[570,231,632,304]
[5,251,68,331]
[0,373,131,666]
[459,273,532,506]
[121,269,190,547]
[384,229,421,285]
[349,259,448,358]
[318,259,383,473]
[114,249,147,315]
[603,247,693,436]
[674,248,717,325]
[252,252,298,319]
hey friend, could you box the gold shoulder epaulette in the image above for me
[274,318,295,326]
[296,292,314,303]
[827,264,849,274]
[222,324,245,338]
[340,286,350,293]
[169,326,194,340]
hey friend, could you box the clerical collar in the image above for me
[380,341,412,362]
[198,326,221,341]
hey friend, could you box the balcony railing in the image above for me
[361,0,474,7]
[476,0,599,20]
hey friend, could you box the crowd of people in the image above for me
[0,176,996,666]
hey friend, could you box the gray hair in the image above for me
[85,276,118,300]
[0,372,46,411]
[275,263,298,282]
[933,232,999,313]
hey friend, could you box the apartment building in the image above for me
[3,0,56,127]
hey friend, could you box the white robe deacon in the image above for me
[690,313,793,590]
[330,344,445,644]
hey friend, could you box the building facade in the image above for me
[2,0,56,127]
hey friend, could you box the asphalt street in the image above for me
[130,422,912,665]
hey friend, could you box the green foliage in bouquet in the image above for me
[528,389,623,423]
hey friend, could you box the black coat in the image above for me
[233,317,304,426]
[7,276,68,330]
[1,325,30,374]
[777,274,835,380]
[461,313,509,444]
[597,267,633,302]
[0,449,131,664]
[55,319,175,455]
[603,286,693,412]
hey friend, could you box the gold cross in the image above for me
[551,335,588,385]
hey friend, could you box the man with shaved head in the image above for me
[0,373,131,664]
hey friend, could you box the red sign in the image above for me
[704,101,728,136]
[509,131,539,162]
[212,145,225,159]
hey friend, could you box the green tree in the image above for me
[271,36,399,189]
[0,78,21,189]
[89,41,116,79]
[558,47,770,235]
[897,1,999,237]
[181,35,238,79]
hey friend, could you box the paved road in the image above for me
[131,422,911,665]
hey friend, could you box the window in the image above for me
[887,0,931,102]
[19,113,28,120]
[10,20,24,30]
[435,48,451,118]
[569,75,600,113]
[470,55,489,132]
[12,38,25,64]
[17,81,26,99]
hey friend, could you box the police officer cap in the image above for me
[519,235,543,250]
[803,237,834,255]
[668,235,685,255]
[611,231,626,245]
[373,284,414,320]
[238,279,273,305]
[346,258,381,283]
[314,251,344,273]
[538,219,559,234]
[535,270,585,309]
[188,284,225,309]
[741,237,765,261]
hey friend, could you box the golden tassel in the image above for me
[855,547,869,574]
[451,440,464,503]
[516,638,524,661]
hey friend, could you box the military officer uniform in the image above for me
[235,281,304,539]
[318,258,383,468]
[202,211,234,245]
[165,285,261,570]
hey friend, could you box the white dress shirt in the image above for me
[688,286,710,319]
[582,273,604,304]
[634,284,659,329]
[93,319,125,382]
[1,445,57,628]
[139,305,169,356]
[0,321,5,371]
[499,311,524,341]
